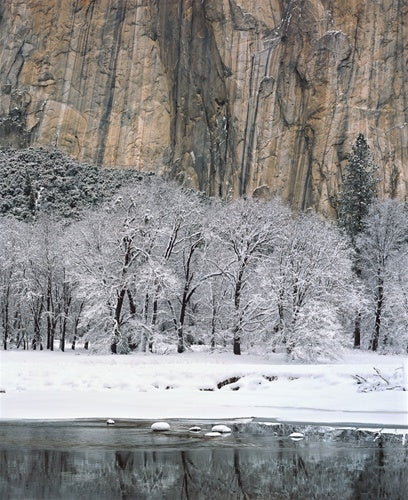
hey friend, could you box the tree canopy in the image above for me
[337,134,379,244]
[0,148,147,221]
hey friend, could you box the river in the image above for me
[1,419,407,499]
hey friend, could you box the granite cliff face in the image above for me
[0,0,407,212]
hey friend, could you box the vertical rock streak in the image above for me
[152,0,234,197]
[96,0,127,165]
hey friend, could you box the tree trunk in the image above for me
[371,276,384,352]
[210,300,216,350]
[112,288,126,353]
[353,263,362,348]
[2,305,8,350]
[2,280,11,350]
[46,304,51,349]
[60,316,67,352]
[176,244,197,354]
[32,299,43,350]
[16,331,26,349]
[148,293,158,353]
[127,289,136,316]
[233,334,241,355]
[111,237,135,354]
[354,312,361,348]
[152,294,158,325]
[177,327,185,353]
[126,289,137,351]
[60,279,71,352]
[13,309,22,348]
[274,296,284,333]
[177,288,189,353]
[46,275,53,350]
[143,291,150,322]
[114,289,126,326]
[233,263,246,355]
[50,314,57,351]
[71,301,83,350]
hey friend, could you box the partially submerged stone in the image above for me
[151,422,170,432]
[212,424,232,434]
[289,432,305,441]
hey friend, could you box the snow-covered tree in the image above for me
[0,218,26,349]
[137,182,208,353]
[387,250,408,353]
[196,263,232,350]
[338,134,379,243]
[0,216,82,351]
[337,134,379,348]
[70,197,158,353]
[210,198,290,355]
[163,219,205,353]
[25,219,66,350]
[266,212,355,360]
[70,179,208,353]
[357,199,408,352]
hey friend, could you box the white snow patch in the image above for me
[205,432,222,437]
[0,350,407,428]
[325,30,345,36]
[189,426,201,432]
[212,424,232,433]
[289,432,305,440]
[151,422,170,432]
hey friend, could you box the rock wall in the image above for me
[0,0,407,212]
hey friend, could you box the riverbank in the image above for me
[1,349,407,428]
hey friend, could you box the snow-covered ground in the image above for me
[0,349,407,429]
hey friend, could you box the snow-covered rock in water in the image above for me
[151,421,170,432]
[189,426,201,432]
[212,424,232,433]
[205,432,222,437]
[106,419,115,425]
[289,432,304,440]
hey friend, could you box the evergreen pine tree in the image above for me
[338,134,379,245]
[337,134,379,348]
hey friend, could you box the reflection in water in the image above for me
[0,422,407,500]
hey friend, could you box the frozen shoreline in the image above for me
[1,350,407,428]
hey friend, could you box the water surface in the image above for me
[1,420,407,499]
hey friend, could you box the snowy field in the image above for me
[0,349,407,429]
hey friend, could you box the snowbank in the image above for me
[0,350,407,428]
